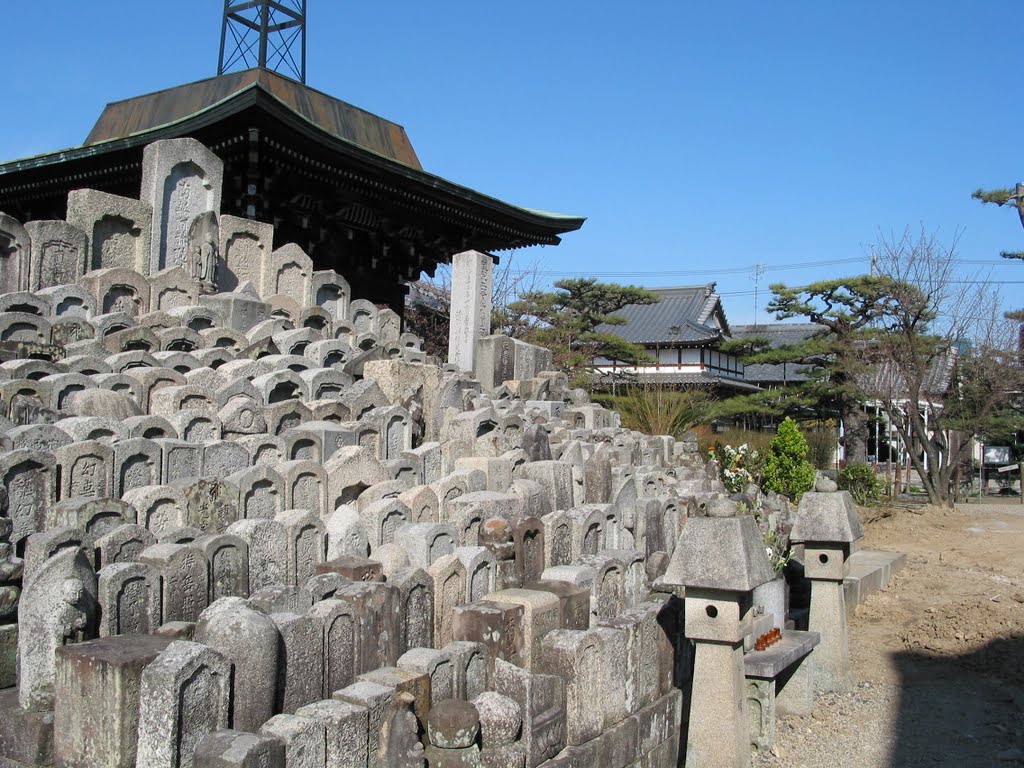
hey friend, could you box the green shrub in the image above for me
[761,417,816,502]
[839,463,883,505]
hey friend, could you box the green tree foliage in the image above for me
[972,184,1024,261]
[721,276,906,461]
[968,188,1024,465]
[496,278,659,388]
[973,183,1024,353]
[761,417,816,501]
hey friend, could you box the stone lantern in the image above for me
[663,514,774,768]
[790,485,864,692]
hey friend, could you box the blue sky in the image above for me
[3,2,1022,323]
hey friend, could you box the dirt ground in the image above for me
[754,499,1024,768]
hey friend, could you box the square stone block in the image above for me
[54,635,172,768]
[315,555,383,582]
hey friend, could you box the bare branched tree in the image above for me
[863,227,1022,506]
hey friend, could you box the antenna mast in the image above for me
[218,0,307,83]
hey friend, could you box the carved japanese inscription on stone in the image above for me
[294,525,320,585]
[116,576,149,634]
[177,665,221,766]
[276,261,306,297]
[40,239,79,286]
[161,163,208,271]
[5,459,50,544]
[103,285,141,316]
[245,481,276,520]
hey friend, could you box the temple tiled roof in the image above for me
[596,284,727,345]
[85,68,424,168]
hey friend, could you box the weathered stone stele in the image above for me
[25,220,89,291]
[66,188,153,274]
[194,597,279,732]
[17,549,98,712]
[135,640,232,768]
[140,139,224,275]
[0,212,31,293]
[97,561,162,636]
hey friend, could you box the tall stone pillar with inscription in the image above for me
[140,138,224,276]
[447,250,494,373]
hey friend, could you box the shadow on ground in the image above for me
[890,634,1024,767]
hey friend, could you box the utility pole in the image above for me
[750,263,766,329]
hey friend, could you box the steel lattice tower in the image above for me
[218,0,307,83]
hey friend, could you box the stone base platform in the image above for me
[844,549,907,615]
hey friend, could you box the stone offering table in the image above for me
[743,629,820,750]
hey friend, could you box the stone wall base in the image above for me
[539,688,683,768]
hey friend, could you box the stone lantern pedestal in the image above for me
[790,487,864,693]
[663,515,774,768]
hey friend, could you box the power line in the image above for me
[502,256,1019,282]
[501,255,1018,280]
[716,279,1024,299]
[503,256,869,278]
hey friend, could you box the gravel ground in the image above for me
[752,502,1024,768]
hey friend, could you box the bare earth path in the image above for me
[754,501,1024,768]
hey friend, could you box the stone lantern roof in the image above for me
[663,515,775,592]
[790,491,864,545]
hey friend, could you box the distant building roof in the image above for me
[405,280,448,312]
[596,283,727,345]
[857,345,958,399]
[730,322,825,384]
[730,323,825,347]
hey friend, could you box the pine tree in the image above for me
[496,278,659,388]
[721,276,905,462]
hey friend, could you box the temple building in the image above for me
[592,284,759,393]
[0,68,583,313]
